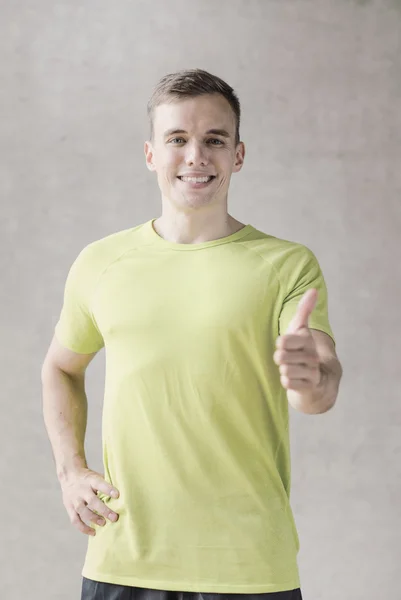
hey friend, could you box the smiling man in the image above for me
[145,90,246,242]
[42,69,342,600]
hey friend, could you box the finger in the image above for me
[276,331,311,351]
[279,364,319,380]
[274,349,320,366]
[76,501,112,528]
[286,289,318,334]
[280,376,315,391]
[86,496,119,523]
[81,505,111,526]
[77,494,119,524]
[91,477,120,499]
[68,509,96,536]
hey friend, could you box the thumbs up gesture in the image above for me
[273,289,322,392]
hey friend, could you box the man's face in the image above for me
[144,94,245,210]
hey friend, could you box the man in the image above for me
[41,69,342,600]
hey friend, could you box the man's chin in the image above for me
[175,192,218,207]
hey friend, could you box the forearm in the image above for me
[41,366,89,482]
[287,358,343,414]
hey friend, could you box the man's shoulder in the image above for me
[84,222,145,254]
[245,225,314,264]
[81,220,148,257]
[68,221,147,278]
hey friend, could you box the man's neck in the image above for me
[152,214,246,245]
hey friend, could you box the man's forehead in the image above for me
[153,97,235,137]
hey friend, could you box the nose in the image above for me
[184,141,209,167]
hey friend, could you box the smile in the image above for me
[178,176,215,183]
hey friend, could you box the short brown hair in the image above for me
[147,68,241,145]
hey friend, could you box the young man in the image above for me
[42,69,342,600]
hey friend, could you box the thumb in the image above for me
[286,288,318,334]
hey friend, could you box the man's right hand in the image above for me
[60,467,120,536]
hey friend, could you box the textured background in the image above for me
[1,0,400,598]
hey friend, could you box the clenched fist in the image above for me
[274,288,322,393]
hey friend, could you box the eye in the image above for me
[169,137,185,144]
[208,139,223,145]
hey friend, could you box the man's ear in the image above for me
[232,141,245,173]
[144,141,156,171]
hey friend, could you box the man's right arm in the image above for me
[41,335,120,536]
[41,335,96,482]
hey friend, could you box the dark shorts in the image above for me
[81,577,303,600]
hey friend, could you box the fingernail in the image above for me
[97,519,104,526]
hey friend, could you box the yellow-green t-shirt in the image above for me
[55,218,335,594]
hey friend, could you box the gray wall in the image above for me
[2,1,400,598]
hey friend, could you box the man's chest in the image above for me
[92,255,280,344]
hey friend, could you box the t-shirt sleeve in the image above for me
[54,245,105,354]
[278,245,335,346]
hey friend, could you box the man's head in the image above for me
[144,69,245,212]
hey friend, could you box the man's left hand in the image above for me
[273,288,322,392]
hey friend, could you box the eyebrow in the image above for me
[163,128,231,139]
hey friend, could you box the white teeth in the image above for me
[180,176,212,183]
